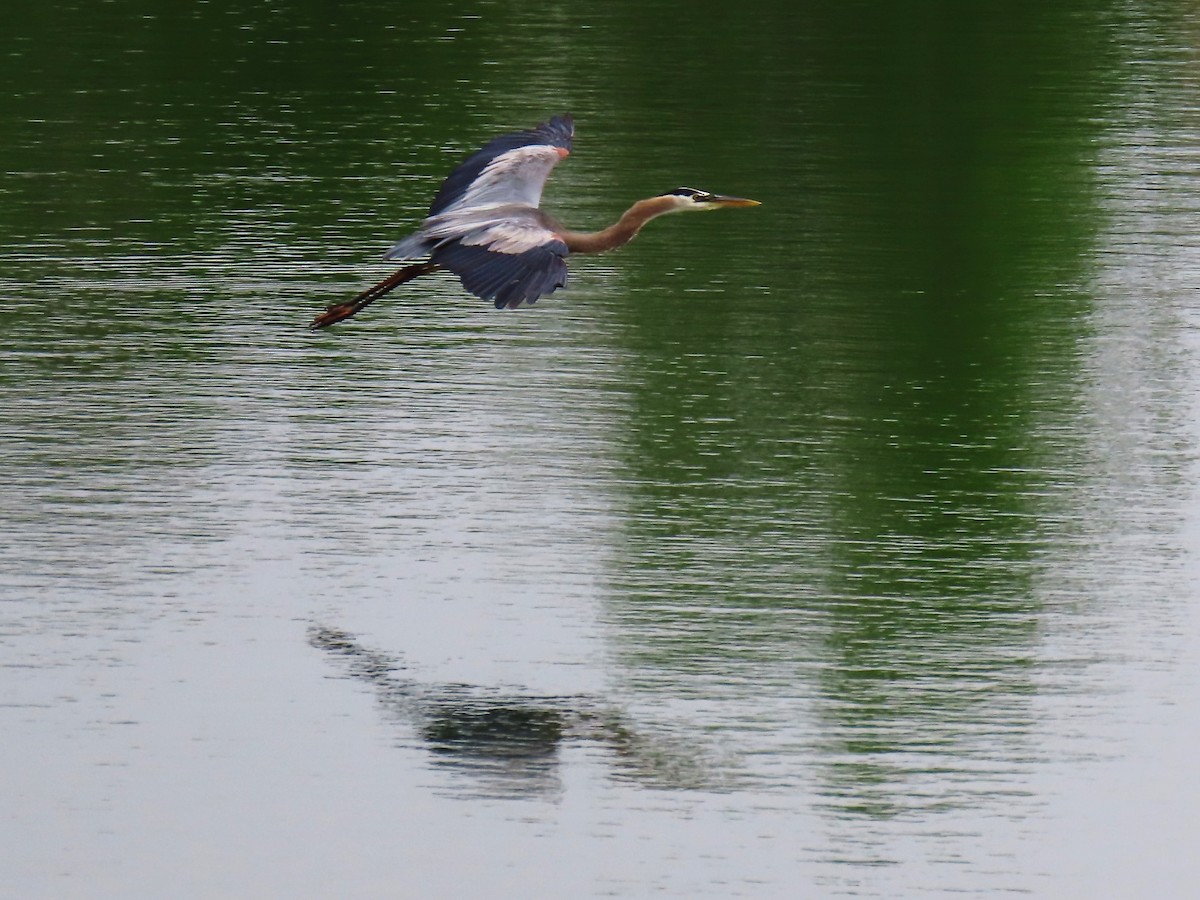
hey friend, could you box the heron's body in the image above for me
[310,114,758,328]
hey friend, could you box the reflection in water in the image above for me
[601,0,1123,829]
[308,625,711,798]
[4,1,1200,897]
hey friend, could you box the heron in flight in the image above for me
[310,114,760,329]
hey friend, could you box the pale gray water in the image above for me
[4,2,1200,898]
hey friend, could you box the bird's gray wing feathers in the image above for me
[437,146,565,214]
[428,114,573,216]
[385,207,552,258]
[434,242,568,309]
[381,232,433,262]
[427,216,569,309]
[377,113,575,307]
[383,115,573,265]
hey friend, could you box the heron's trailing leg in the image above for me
[310,262,442,329]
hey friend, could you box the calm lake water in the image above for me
[4,2,1200,897]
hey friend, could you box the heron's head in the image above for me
[660,186,762,211]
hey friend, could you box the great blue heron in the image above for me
[310,114,760,329]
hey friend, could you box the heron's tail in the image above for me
[310,262,441,329]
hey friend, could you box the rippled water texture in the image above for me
[3,2,1200,897]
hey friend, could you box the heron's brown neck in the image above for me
[559,196,679,254]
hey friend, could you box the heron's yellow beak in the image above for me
[707,194,762,208]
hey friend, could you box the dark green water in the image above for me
[4,2,1200,897]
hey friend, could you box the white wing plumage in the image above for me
[439,146,566,214]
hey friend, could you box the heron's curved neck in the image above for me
[559,196,678,254]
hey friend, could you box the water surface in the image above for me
[3,2,1200,897]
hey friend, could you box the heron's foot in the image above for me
[309,262,441,330]
[309,301,362,330]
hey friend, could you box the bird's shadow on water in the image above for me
[307,624,718,799]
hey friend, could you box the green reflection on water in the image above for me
[599,2,1126,808]
[0,0,1162,814]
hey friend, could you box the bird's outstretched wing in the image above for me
[429,114,574,216]
[429,213,569,309]
[381,114,574,308]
